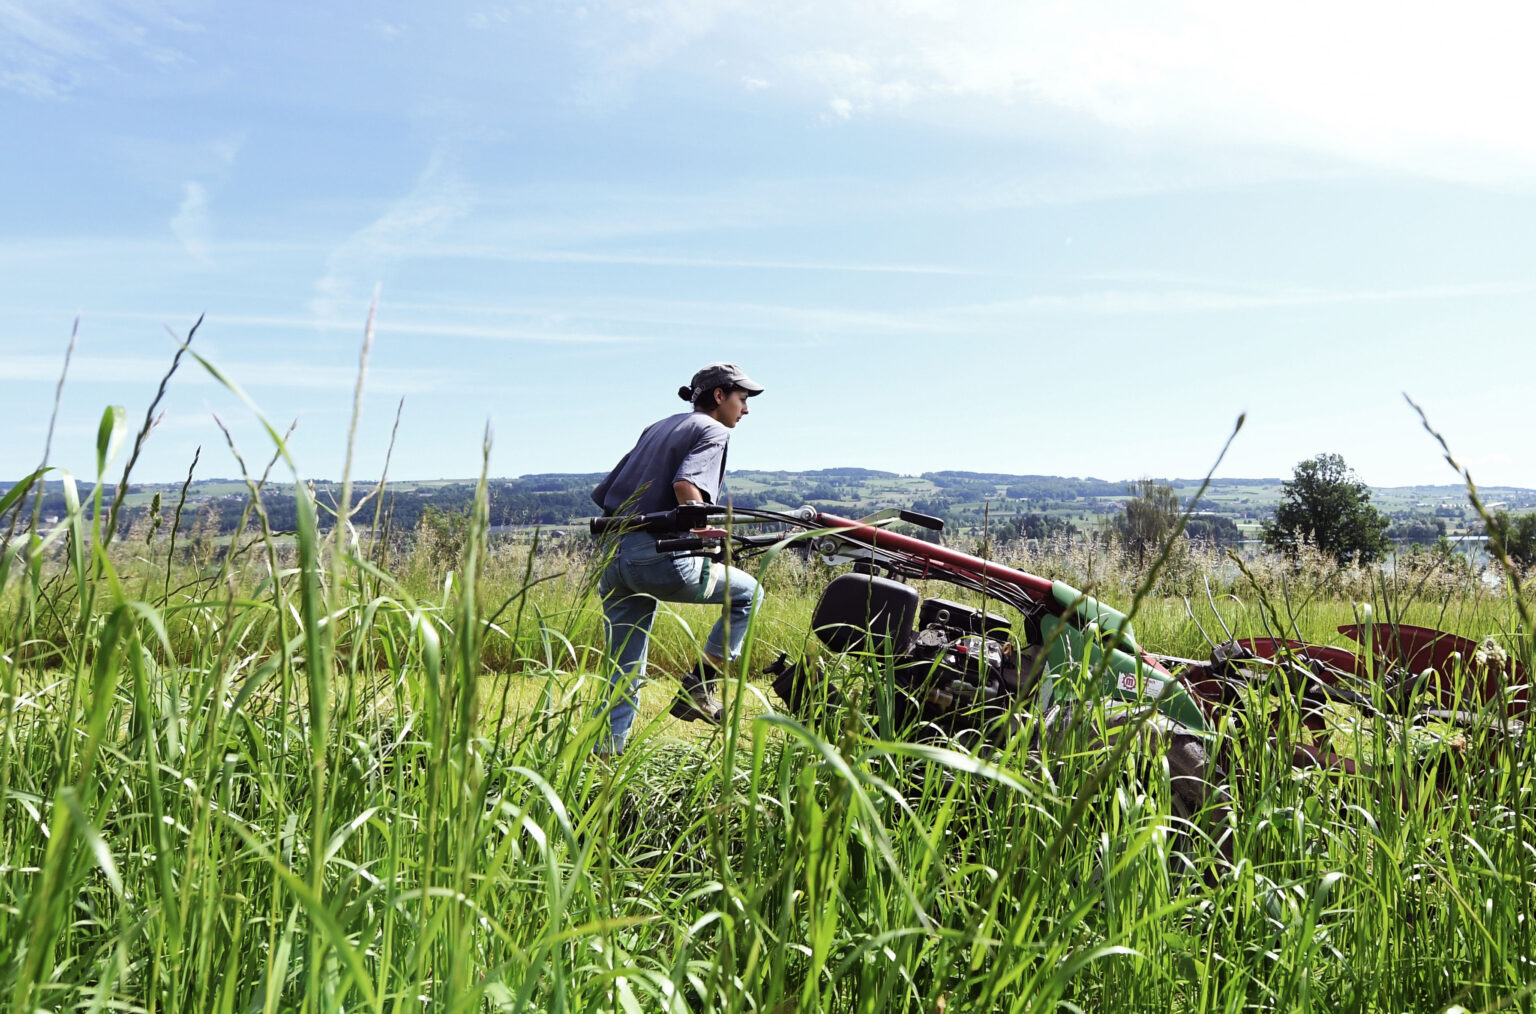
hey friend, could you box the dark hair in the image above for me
[680,384,736,412]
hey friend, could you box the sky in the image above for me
[4,1,1535,490]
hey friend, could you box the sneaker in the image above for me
[669,662,723,724]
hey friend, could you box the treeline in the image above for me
[8,470,1533,563]
[922,472,1286,505]
[801,467,897,479]
[13,476,612,538]
[925,472,1123,500]
[990,512,1081,545]
[984,510,1244,551]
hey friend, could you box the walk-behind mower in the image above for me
[589,502,1528,841]
[590,502,1229,829]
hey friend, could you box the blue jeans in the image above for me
[595,531,763,753]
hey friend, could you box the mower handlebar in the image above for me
[588,502,722,536]
[654,536,706,552]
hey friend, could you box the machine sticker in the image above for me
[1117,673,1168,698]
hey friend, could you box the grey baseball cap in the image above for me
[690,362,764,396]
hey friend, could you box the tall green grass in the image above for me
[1,349,1532,1012]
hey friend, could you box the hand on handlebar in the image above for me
[655,535,706,552]
[675,502,716,529]
[588,501,726,536]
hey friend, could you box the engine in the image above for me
[899,602,1015,714]
[771,574,1022,731]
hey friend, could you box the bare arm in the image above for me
[673,479,704,504]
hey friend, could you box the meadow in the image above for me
[2,366,1533,1012]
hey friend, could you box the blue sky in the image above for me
[4,1,1535,489]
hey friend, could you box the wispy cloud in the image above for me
[0,237,320,266]
[107,129,248,189]
[169,182,210,259]
[3,353,463,395]
[580,0,1536,186]
[402,247,981,275]
[187,313,639,345]
[946,279,1536,319]
[466,7,516,31]
[161,131,244,261]
[4,310,644,346]
[0,0,194,98]
[445,171,1220,249]
[16,277,1532,360]
[310,150,473,319]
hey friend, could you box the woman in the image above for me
[591,363,766,754]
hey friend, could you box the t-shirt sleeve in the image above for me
[672,425,728,502]
[591,450,631,511]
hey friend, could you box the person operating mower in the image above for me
[590,363,766,754]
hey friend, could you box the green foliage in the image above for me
[1182,514,1242,546]
[1394,535,1479,595]
[411,503,472,572]
[1114,478,1180,565]
[991,511,1079,546]
[6,482,1535,1012]
[1487,509,1536,570]
[1386,513,1447,544]
[1264,453,1391,565]
[4,341,1533,1012]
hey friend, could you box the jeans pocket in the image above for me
[623,551,701,600]
[597,556,623,599]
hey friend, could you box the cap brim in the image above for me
[738,378,765,395]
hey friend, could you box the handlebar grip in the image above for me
[898,509,945,531]
[589,510,679,536]
[589,502,726,537]
[655,536,705,552]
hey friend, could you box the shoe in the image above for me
[669,662,723,724]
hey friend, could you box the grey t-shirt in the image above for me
[592,411,730,516]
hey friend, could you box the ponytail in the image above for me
[682,383,730,411]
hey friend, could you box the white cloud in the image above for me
[169,181,210,259]
[583,0,1536,185]
[133,131,244,262]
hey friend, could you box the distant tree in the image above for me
[910,496,953,518]
[801,482,843,501]
[414,504,471,571]
[725,491,768,509]
[1115,479,1181,566]
[992,512,1078,546]
[1263,454,1390,564]
[1486,510,1536,570]
[1385,515,1447,544]
[1184,515,1243,546]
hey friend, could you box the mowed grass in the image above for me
[2,387,1533,1012]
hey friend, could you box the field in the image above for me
[2,400,1534,1012]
